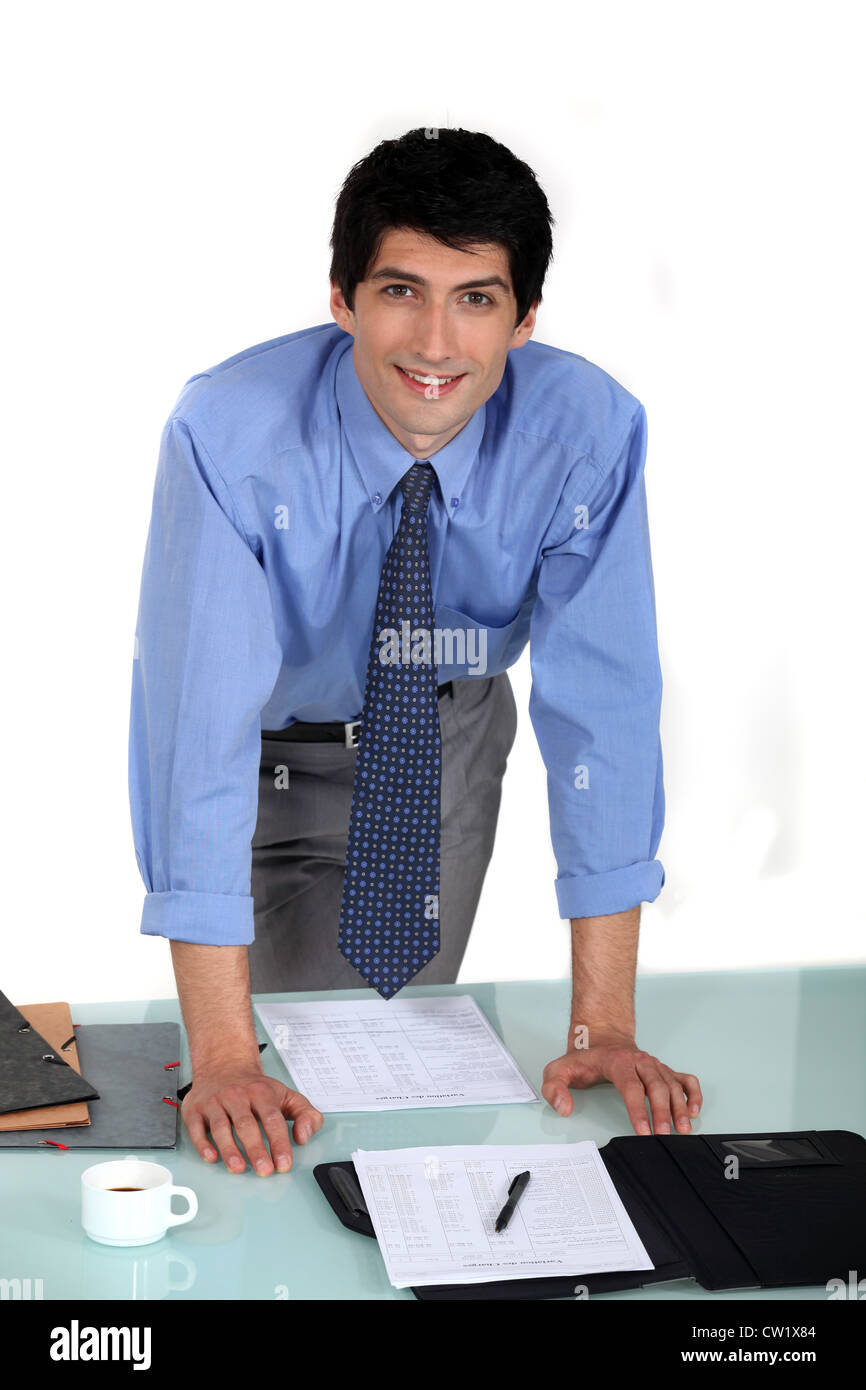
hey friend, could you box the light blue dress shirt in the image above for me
[128,322,665,946]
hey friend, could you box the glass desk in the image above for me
[1,966,863,1300]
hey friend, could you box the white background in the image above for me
[2,1,863,1005]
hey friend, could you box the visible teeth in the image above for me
[402,368,457,385]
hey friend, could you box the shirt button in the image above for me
[451,496,460,509]
[372,492,382,506]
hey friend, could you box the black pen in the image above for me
[494,1170,531,1232]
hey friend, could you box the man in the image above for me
[129,127,701,1176]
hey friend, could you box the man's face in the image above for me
[330,227,537,459]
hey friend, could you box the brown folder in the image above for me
[0,1002,91,1131]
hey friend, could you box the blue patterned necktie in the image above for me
[338,461,441,999]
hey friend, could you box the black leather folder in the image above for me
[315,1129,866,1300]
[0,990,99,1113]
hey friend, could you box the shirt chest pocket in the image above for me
[432,602,526,680]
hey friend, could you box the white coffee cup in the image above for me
[81,1155,198,1247]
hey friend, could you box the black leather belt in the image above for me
[262,681,454,747]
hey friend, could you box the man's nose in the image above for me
[407,301,459,367]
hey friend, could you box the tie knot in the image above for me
[399,461,435,515]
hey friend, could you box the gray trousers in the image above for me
[248,672,518,994]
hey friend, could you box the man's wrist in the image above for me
[189,1030,263,1075]
[170,940,263,1076]
[568,1016,636,1050]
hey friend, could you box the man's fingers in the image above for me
[279,1089,325,1144]
[291,1110,323,1145]
[203,1107,250,1173]
[656,1065,692,1133]
[221,1087,288,1175]
[635,1060,676,1134]
[541,1078,574,1116]
[541,1057,588,1115]
[540,1050,702,1137]
[619,1077,653,1135]
[183,1106,219,1163]
[182,1079,324,1175]
[674,1071,703,1116]
[246,1091,294,1172]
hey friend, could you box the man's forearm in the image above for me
[170,941,262,1073]
[569,906,640,1043]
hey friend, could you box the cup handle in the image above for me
[166,1186,198,1228]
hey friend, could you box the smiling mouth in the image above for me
[395,364,466,395]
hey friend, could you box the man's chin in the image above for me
[385,397,464,434]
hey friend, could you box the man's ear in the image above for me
[330,283,355,336]
[510,300,538,349]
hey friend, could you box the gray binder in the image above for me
[0,1022,181,1148]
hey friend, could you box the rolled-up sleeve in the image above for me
[528,402,665,920]
[128,414,283,945]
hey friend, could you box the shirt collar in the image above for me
[335,338,486,514]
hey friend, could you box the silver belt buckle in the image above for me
[344,718,362,748]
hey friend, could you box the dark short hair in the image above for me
[329,127,555,328]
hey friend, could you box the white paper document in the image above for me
[351,1142,655,1287]
[254,995,539,1112]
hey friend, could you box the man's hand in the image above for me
[541,1029,703,1135]
[181,1064,324,1175]
[169,941,324,1174]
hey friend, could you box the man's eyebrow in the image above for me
[368,266,512,294]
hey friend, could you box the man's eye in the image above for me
[381,285,493,306]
